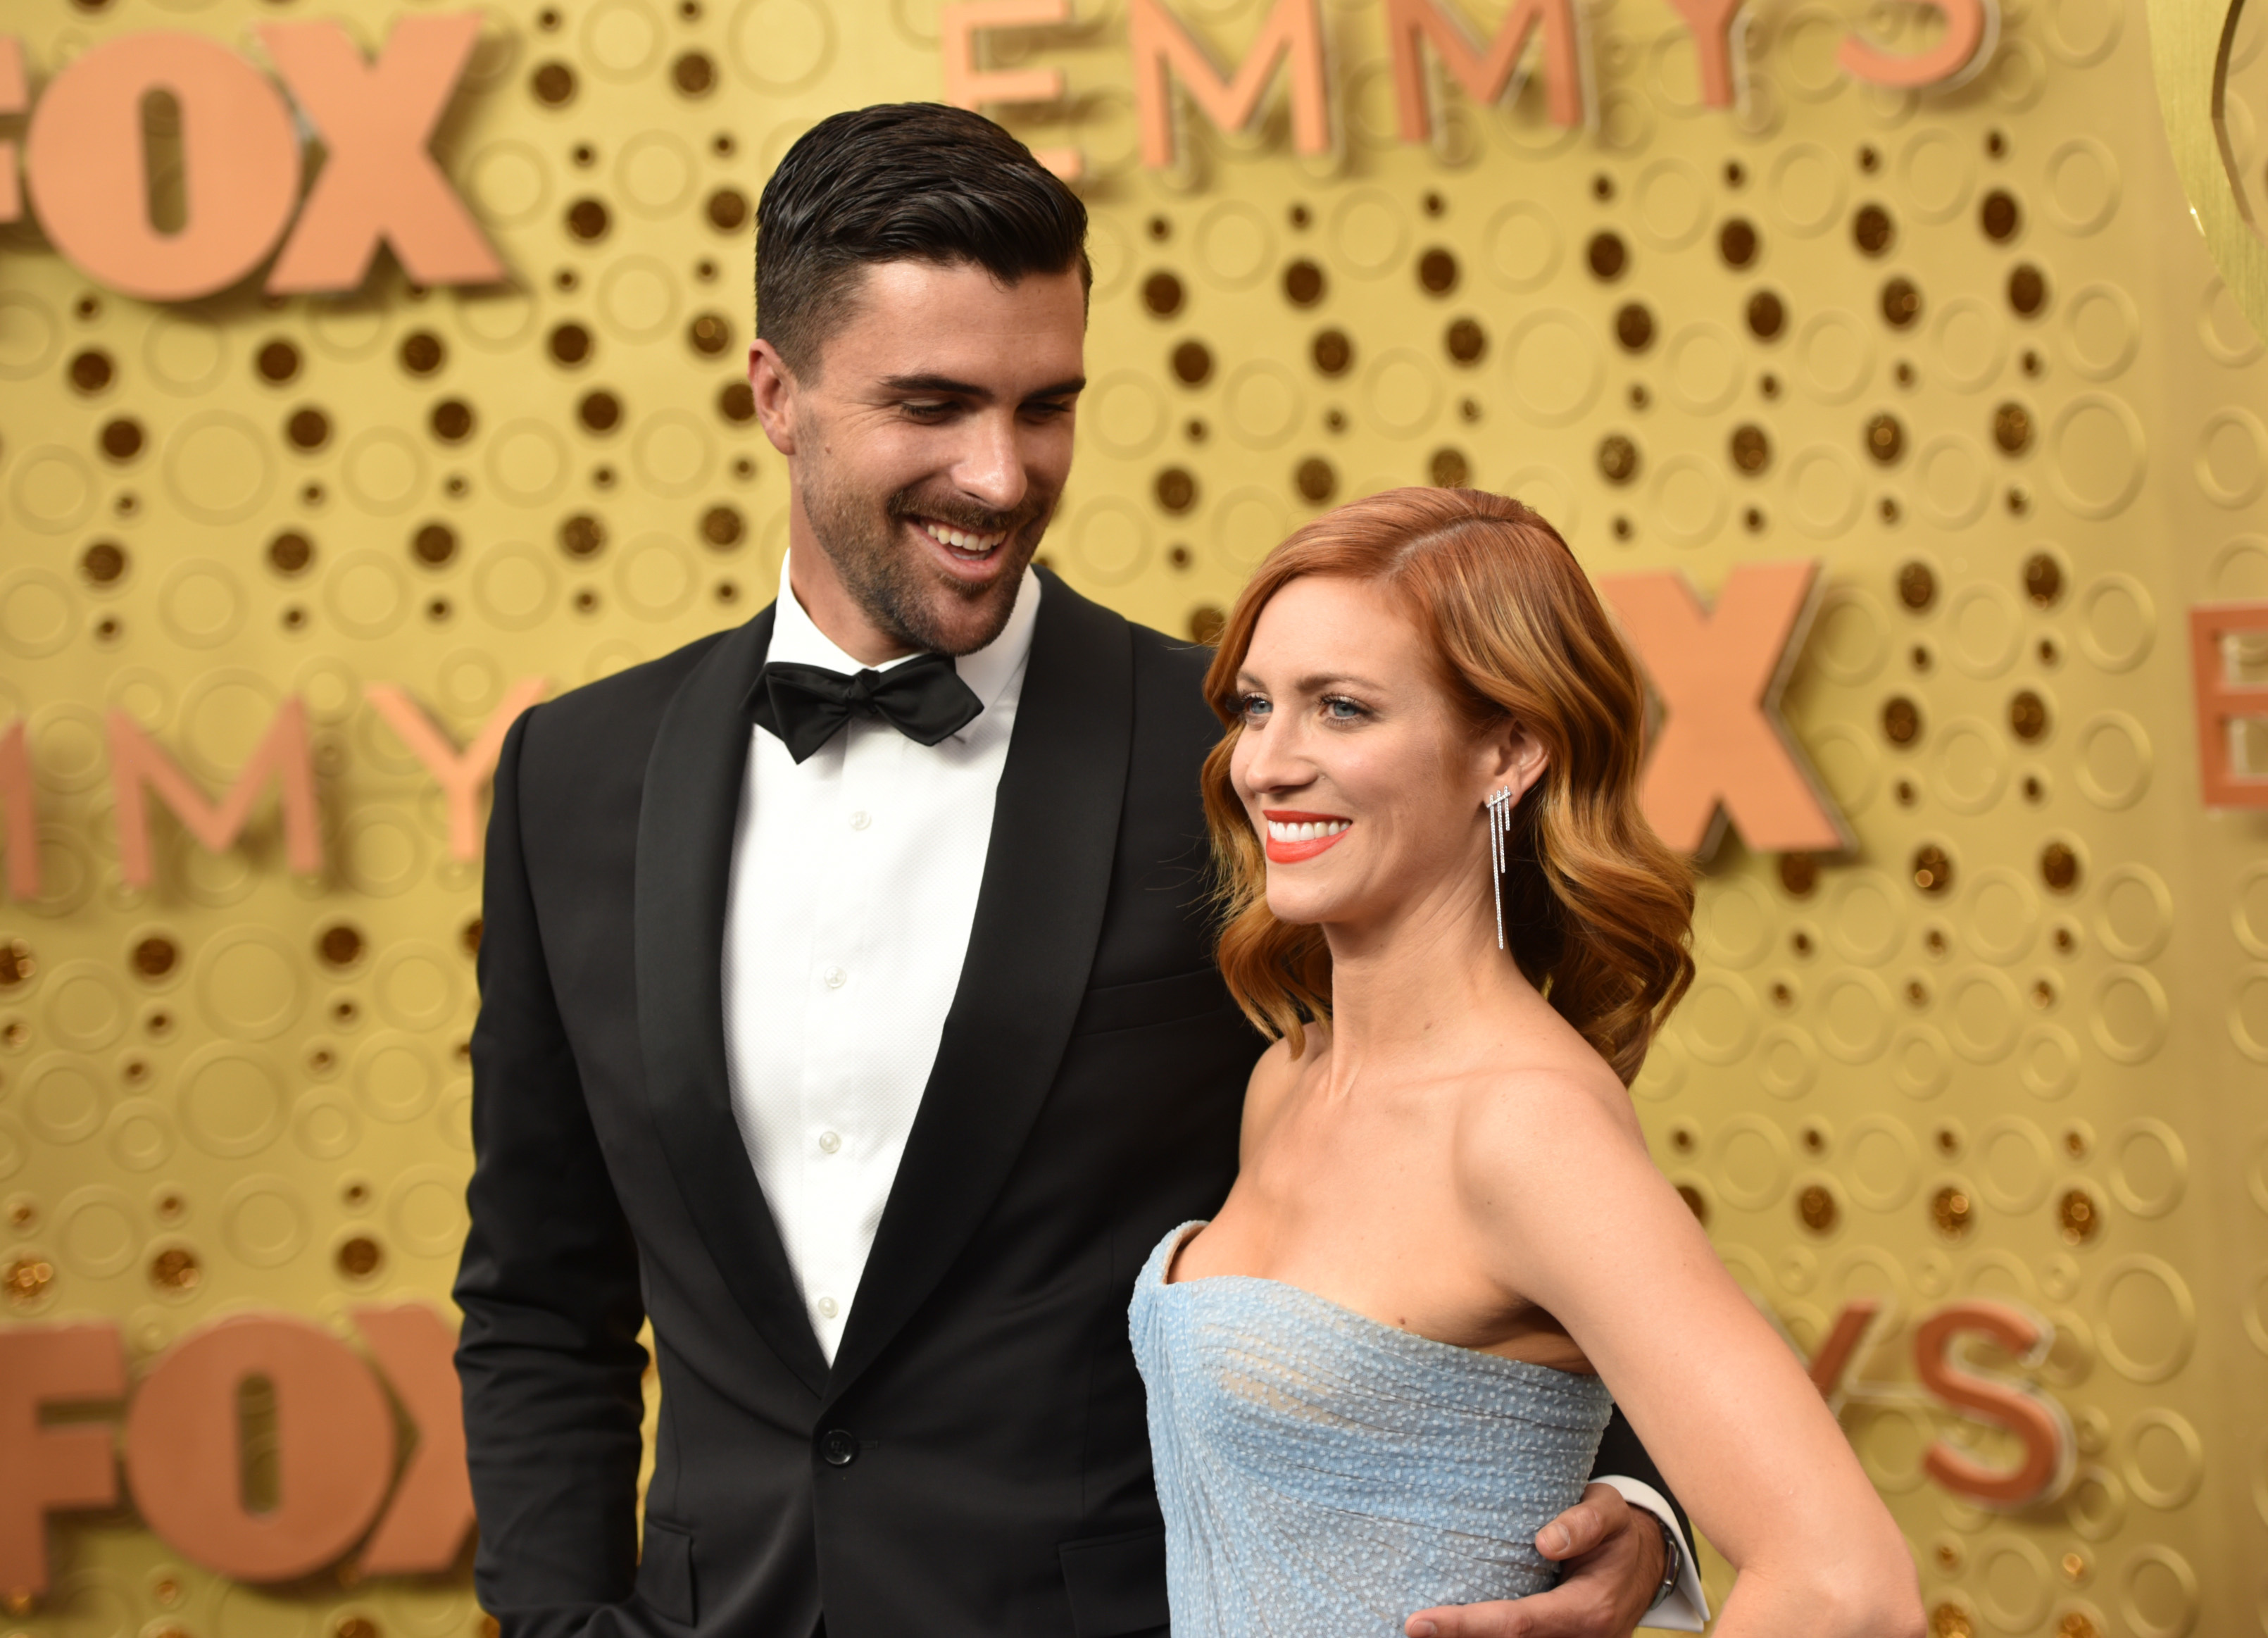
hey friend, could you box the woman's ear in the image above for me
[1483,719,1550,802]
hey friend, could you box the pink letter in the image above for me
[258,14,505,293]
[1841,0,1997,90]
[1131,0,1331,170]
[2191,601,2268,808]
[941,0,1082,180]
[1662,0,1746,108]
[1803,1299,1881,1406]
[1915,1303,2072,1506]
[125,1315,395,1582]
[352,1305,475,1575]
[108,699,323,889]
[24,32,301,301]
[0,720,38,901]
[363,679,546,862]
[1385,0,1586,142]
[0,39,25,223]
[0,1324,125,1596]
[1598,561,1848,856]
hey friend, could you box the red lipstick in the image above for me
[1260,808,1353,864]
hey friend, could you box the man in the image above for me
[456,103,1705,1638]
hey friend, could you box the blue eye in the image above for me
[1322,696,1365,720]
[1240,694,1272,720]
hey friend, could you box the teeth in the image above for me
[920,519,1008,554]
[1266,819,1350,842]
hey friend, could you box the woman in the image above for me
[1130,489,1922,1638]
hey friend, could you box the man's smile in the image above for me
[913,516,1010,558]
[898,509,1032,593]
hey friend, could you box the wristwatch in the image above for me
[1648,1514,1682,1611]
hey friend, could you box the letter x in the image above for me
[259,14,504,293]
[352,1305,477,1575]
[1598,560,1848,856]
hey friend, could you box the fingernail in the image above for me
[1410,1624,1437,1637]
[1548,1526,1571,1553]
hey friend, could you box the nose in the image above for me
[1238,715,1315,798]
[951,408,1029,515]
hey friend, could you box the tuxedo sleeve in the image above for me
[1592,1408,1708,1630]
[455,709,651,1638]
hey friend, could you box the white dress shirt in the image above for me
[720,549,1041,1364]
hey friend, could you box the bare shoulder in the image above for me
[1447,1044,1650,1206]
[1243,1034,1302,1113]
[1237,1033,1310,1146]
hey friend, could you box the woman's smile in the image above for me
[1263,808,1354,863]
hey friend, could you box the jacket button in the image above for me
[821,1429,858,1467]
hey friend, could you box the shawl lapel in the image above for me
[633,604,832,1396]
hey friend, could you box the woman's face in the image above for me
[1229,575,1543,937]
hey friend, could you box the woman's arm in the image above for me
[1458,1073,1924,1638]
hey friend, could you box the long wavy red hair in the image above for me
[1201,487,1694,1085]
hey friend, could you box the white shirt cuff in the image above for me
[1593,1475,1709,1632]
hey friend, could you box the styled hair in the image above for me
[1199,487,1695,1085]
[754,104,1091,378]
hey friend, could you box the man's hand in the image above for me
[1405,1482,1666,1638]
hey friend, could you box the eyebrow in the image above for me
[879,373,1088,402]
[1237,670,1388,694]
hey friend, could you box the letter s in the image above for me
[1841,0,1998,90]
[1914,1301,2073,1506]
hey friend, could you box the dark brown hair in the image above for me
[755,104,1090,378]
[1201,487,1695,1085]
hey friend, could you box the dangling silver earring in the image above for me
[1486,785,1515,951]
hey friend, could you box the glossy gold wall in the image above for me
[2,0,2265,1634]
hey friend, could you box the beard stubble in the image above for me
[797,443,1056,658]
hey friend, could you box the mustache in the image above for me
[886,487,1051,539]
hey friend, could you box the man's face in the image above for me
[753,259,1087,657]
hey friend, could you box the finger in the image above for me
[1534,1484,1629,1561]
[1404,1598,1534,1637]
[1409,1582,1622,1638]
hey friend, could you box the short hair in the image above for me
[754,104,1091,378]
[1199,487,1696,1086]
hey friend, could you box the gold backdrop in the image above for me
[3,0,2266,1634]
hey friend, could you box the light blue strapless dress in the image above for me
[1130,1222,1614,1637]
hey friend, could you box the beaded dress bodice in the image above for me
[1130,1222,1613,1637]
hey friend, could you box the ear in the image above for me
[1479,717,1550,806]
[748,339,800,457]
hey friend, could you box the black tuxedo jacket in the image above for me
[455,572,1681,1638]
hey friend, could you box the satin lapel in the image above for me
[634,604,831,1397]
[824,573,1134,1401]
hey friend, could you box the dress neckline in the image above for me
[1151,1220,1601,1388]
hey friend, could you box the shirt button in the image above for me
[824,966,847,989]
[818,1130,841,1154]
[849,811,871,830]
[815,1295,839,1319]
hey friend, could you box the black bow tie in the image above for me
[745,653,984,763]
